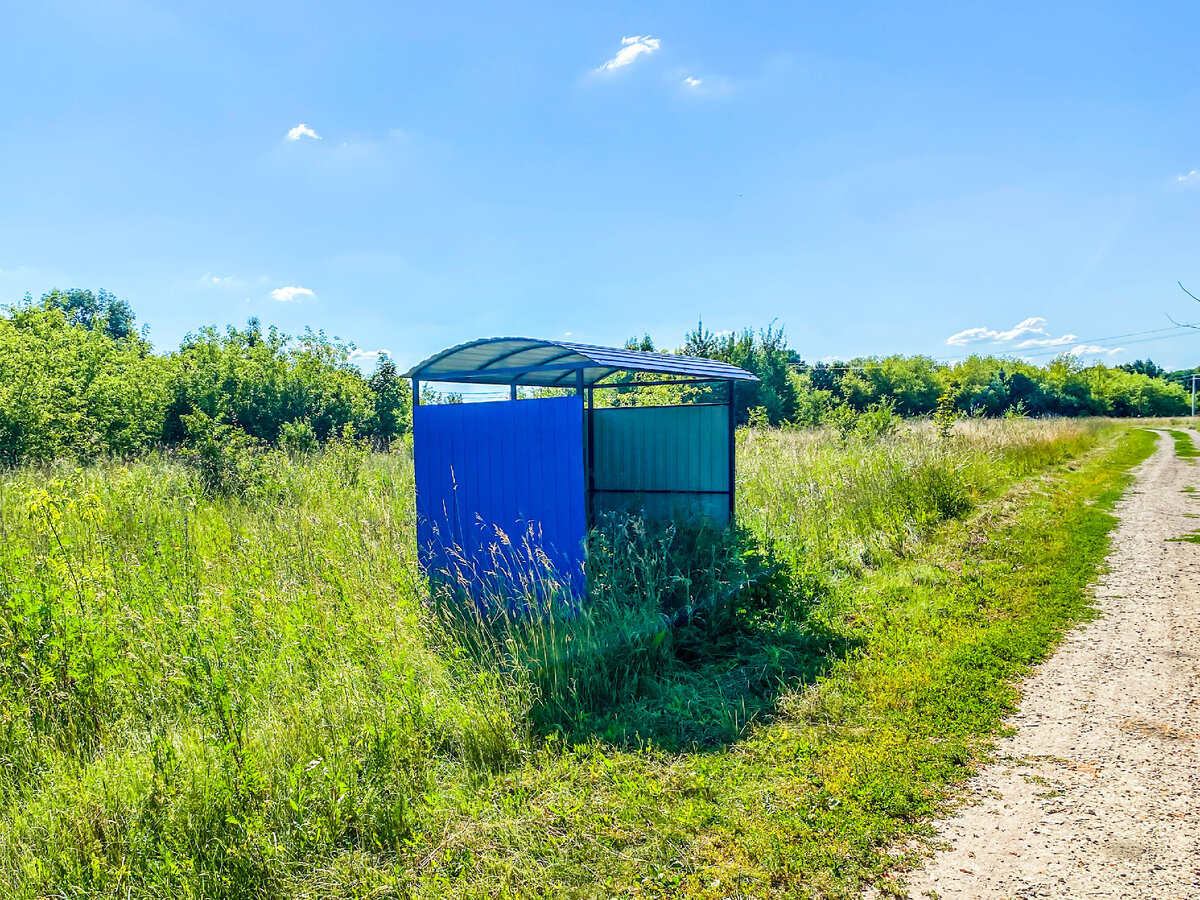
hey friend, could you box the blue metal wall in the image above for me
[413,395,586,604]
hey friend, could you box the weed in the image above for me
[1166,530,1200,544]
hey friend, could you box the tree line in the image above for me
[0,290,409,464]
[668,321,1193,425]
[0,290,1193,464]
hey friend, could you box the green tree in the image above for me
[1117,358,1165,379]
[163,320,375,447]
[0,301,169,462]
[36,288,137,340]
[680,321,802,425]
[366,354,411,445]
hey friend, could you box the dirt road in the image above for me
[902,429,1200,899]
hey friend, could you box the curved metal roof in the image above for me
[405,337,759,387]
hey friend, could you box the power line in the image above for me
[1014,326,1196,359]
[798,325,1196,371]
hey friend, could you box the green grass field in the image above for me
[0,418,1155,898]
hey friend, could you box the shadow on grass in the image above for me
[541,613,856,753]
[527,526,859,753]
[431,518,860,753]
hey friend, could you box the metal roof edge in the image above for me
[405,336,760,384]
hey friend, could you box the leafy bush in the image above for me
[0,301,171,462]
[0,293,411,463]
[278,418,318,455]
[177,410,282,497]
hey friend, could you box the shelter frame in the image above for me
[406,338,757,595]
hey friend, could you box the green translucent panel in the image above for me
[591,405,730,525]
[592,491,729,525]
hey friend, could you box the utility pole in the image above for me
[1193,374,1198,418]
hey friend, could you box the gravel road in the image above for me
[901,429,1200,899]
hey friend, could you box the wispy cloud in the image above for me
[348,348,390,369]
[198,273,242,288]
[270,286,314,302]
[1014,334,1078,349]
[1179,169,1200,185]
[684,76,702,88]
[946,317,1126,358]
[945,317,1052,347]
[274,127,416,188]
[597,35,661,72]
[287,123,321,141]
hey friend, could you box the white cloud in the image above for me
[198,273,243,288]
[946,318,1131,359]
[270,286,314,302]
[597,35,661,72]
[946,316,1124,357]
[287,123,321,141]
[348,348,390,369]
[945,316,1050,347]
[684,76,702,87]
[1014,333,1077,349]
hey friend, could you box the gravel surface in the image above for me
[901,429,1200,899]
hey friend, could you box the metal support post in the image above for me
[726,380,736,522]
[586,386,595,526]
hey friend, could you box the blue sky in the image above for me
[3,0,1200,371]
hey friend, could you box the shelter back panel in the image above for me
[590,404,731,525]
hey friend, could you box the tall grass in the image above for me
[738,417,1106,580]
[0,446,523,897]
[0,417,1116,897]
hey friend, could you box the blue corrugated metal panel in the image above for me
[406,337,758,386]
[414,395,586,606]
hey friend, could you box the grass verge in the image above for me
[402,426,1156,898]
[1167,428,1198,460]
[0,421,1152,898]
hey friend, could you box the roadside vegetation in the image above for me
[0,289,1193,466]
[0,290,1181,895]
[0,410,1157,898]
[0,290,410,464]
[1166,428,1199,460]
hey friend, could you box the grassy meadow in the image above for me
[0,417,1162,898]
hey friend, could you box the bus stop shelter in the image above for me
[405,337,758,600]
